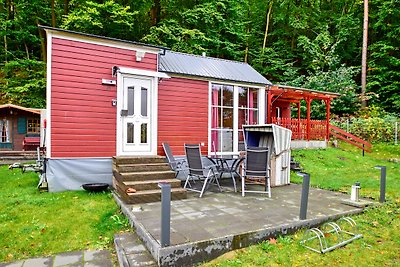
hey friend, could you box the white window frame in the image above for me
[208,81,265,156]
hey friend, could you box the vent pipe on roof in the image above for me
[202,52,206,57]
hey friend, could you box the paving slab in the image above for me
[0,250,113,267]
[114,183,371,266]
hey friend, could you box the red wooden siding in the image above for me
[50,37,157,158]
[158,77,209,156]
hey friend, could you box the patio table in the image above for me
[206,154,245,192]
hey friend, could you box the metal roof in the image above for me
[159,50,271,85]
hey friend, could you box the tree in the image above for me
[61,0,138,40]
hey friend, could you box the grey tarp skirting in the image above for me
[46,158,112,192]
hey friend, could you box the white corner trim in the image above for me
[116,67,170,79]
[46,32,52,158]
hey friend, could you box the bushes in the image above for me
[332,106,399,143]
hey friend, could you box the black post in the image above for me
[159,182,171,247]
[298,172,310,220]
[374,166,386,203]
[362,144,365,157]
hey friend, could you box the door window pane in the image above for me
[140,123,147,144]
[141,87,148,117]
[127,123,134,143]
[127,86,135,116]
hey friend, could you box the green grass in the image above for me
[203,142,400,266]
[0,166,129,263]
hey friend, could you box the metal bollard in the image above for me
[297,172,310,220]
[158,182,171,247]
[374,166,386,203]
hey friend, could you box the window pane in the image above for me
[238,87,247,107]
[251,88,258,107]
[238,109,246,129]
[222,108,233,129]
[141,87,148,117]
[127,86,135,116]
[220,129,233,152]
[222,85,234,107]
[141,123,147,143]
[127,123,134,143]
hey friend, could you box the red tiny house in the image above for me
[42,26,341,192]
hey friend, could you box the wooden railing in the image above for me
[271,117,327,140]
[271,117,372,153]
[329,124,372,153]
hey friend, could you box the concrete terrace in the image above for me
[114,183,367,266]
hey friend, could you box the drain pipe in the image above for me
[298,172,310,220]
[159,182,171,247]
[374,166,386,203]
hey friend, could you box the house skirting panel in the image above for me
[46,158,112,192]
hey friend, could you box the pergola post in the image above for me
[325,99,331,140]
[306,97,311,141]
[297,102,301,139]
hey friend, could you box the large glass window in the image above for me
[211,84,259,154]
[211,84,234,153]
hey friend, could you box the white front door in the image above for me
[118,76,153,154]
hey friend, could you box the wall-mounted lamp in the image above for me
[136,50,146,62]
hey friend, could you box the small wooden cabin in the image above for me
[0,104,42,151]
[41,26,338,191]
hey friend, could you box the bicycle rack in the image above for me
[300,217,362,253]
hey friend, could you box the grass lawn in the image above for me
[0,166,129,263]
[204,142,400,266]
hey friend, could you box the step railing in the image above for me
[329,124,372,153]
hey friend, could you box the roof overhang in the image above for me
[0,104,42,114]
[38,25,167,54]
[268,84,340,101]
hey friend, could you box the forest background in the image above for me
[0,0,399,119]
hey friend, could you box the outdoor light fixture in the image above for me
[136,50,146,62]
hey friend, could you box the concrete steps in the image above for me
[112,156,187,204]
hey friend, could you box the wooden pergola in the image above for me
[266,85,340,141]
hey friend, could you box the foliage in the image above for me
[204,142,400,266]
[61,0,138,40]
[0,59,46,108]
[367,0,400,115]
[0,0,399,115]
[0,166,129,262]
[332,106,399,143]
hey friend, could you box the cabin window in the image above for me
[0,119,10,143]
[211,83,259,154]
[27,119,40,134]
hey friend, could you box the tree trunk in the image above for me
[64,0,69,15]
[150,0,161,25]
[51,0,56,27]
[361,0,368,107]
[37,20,47,62]
[24,42,30,59]
[262,0,273,53]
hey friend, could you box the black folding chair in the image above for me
[184,144,221,197]
[240,146,271,197]
[162,143,187,177]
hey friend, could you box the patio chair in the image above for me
[162,143,187,178]
[184,144,222,197]
[240,146,271,197]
